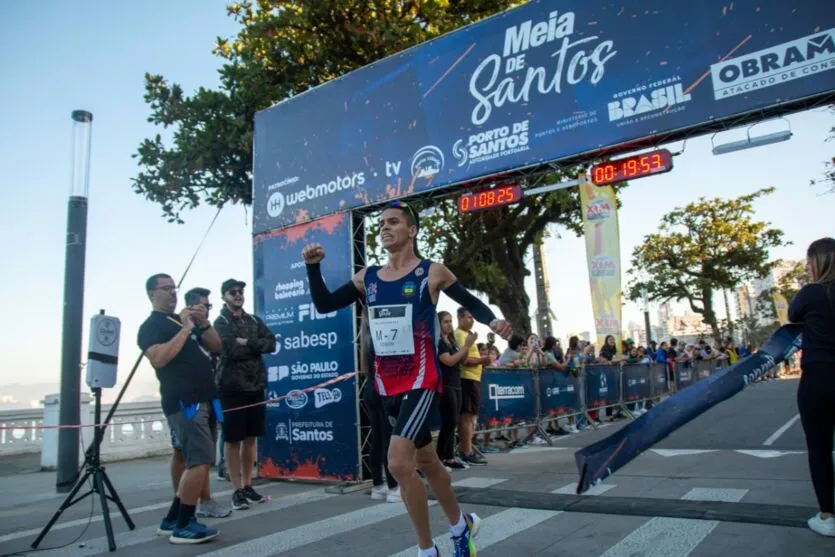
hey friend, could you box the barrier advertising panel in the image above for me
[480,369,537,426]
[652,363,670,396]
[584,365,619,408]
[253,213,359,481]
[253,0,835,232]
[538,370,582,417]
[621,365,652,402]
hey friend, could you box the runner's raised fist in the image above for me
[302,243,326,264]
[489,319,512,340]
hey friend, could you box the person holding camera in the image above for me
[138,274,222,544]
[213,279,276,511]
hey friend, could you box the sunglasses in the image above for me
[390,200,419,227]
[227,289,244,297]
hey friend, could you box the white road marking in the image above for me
[734,449,804,458]
[597,487,748,557]
[552,482,616,496]
[650,449,718,457]
[198,500,438,556]
[763,414,801,446]
[28,488,336,557]
[451,477,508,489]
[0,482,292,544]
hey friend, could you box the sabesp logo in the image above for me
[279,330,339,352]
[265,172,366,217]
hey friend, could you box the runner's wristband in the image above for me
[306,263,361,313]
[443,281,497,325]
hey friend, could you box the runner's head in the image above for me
[806,237,835,283]
[380,201,421,257]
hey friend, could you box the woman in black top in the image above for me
[789,237,835,538]
[437,311,476,470]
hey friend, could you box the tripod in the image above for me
[32,387,135,552]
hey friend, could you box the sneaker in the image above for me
[156,518,176,537]
[460,452,487,466]
[370,484,388,500]
[386,486,402,503]
[243,485,266,504]
[451,512,481,557]
[196,498,232,518]
[444,459,470,470]
[232,488,250,510]
[169,517,219,544]
[808,513,835,537]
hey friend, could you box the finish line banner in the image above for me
[574,324,802,494]
[252,0,835,232]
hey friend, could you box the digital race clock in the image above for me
[457,183,522,214]
[590,149,674,187]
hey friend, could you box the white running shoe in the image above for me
[371,485,388,500]
[386,486,402,503]
[808,513,835,537]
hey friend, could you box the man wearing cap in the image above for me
[213,279,276,510]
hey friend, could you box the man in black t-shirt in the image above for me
[137,273,223,545]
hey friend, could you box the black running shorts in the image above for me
[381,389,439,449]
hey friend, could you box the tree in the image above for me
[133,0,595,334]
[133,0,523,222]
[626,188,788,341]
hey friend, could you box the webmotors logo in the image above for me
[488,384,526,411]
[711,29,835,100]
[314,388,342,409]
[265,172,366,217]
[285,389,309,410]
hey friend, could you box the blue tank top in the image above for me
[364,259,441,396]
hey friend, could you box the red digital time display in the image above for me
[457,184,522,214]
[590,149,674,187]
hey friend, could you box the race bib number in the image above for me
[369,305,414,356]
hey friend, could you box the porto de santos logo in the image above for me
[452,139,468,167]
[267,191,285,217]
[411,145,445,179]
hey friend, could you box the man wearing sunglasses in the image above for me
[303,201,512,557]
[213,279,276,511]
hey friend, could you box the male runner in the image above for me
[303,200,512,557]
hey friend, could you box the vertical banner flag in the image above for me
[773,292,790,325]
[579,174,622,350]
[253,213,359,482]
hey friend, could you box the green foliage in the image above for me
[627,187,788,340]
[133,0,523,223]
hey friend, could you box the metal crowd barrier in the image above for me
[476,360,726,442]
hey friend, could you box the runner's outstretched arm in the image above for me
[306,262,362,313]
[443,281,497,325]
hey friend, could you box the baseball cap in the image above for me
[221,278,246,294]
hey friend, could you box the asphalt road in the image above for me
[0,377,830,557]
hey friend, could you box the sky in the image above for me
[0,1,832,406]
